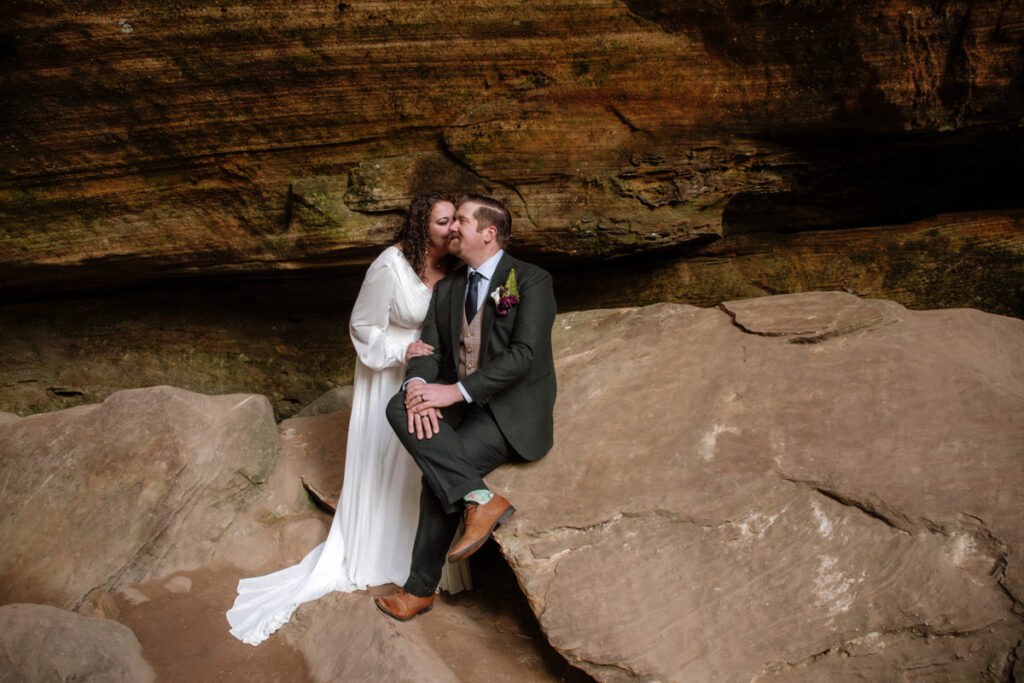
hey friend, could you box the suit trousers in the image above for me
[386,391,513,597]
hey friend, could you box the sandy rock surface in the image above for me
[278,403,351,509]
[281,592,458,683]
[0,386,279,609]
[0,603,155,683]
[110,399,585,682]
[276,551,591,683]
[490,293,1024,681]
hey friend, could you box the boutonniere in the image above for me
[490,268,520,316]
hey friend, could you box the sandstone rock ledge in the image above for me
[491,292,1024,682]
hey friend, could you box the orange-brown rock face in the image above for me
[2,0,1022,297]
[2,1,1022,418]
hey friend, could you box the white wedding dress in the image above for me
[226,246,470,646]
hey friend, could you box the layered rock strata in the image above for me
[4,0,1022,422]
[2,0,1022,296]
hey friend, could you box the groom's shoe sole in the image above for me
[447,497,515,563]
[374,591,435,622]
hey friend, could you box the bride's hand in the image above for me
[405,340,434,362]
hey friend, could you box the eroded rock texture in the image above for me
[0,603,155,683]
[0,386,279,610]
[2,0,1022,302]
[490,293,1024,681]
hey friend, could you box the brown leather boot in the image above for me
[374,589,435,621]
[447,494,515,563]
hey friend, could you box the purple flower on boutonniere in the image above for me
[490,268,520,316]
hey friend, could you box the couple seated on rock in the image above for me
[227,193,556,643]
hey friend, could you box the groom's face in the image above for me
[449,201,493,265]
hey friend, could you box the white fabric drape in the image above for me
[226,247,470,646]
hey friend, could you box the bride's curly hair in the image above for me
[393,191,455,279]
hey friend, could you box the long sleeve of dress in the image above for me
[349,258,408,371]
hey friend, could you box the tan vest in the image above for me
[458,302,484,379]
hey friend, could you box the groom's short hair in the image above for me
[459,194,511,247]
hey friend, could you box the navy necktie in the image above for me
[465,271,483,323]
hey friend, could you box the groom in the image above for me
[376,194,557,620]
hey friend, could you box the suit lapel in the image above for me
[480,253,513,360]
[449,268,466,369]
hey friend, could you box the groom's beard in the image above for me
[448,237,463,258]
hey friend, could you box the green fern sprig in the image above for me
[506,268,518,297]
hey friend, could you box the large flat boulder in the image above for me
[491,293,1024,681]
[0,386,279,609]
[0,603,155,683]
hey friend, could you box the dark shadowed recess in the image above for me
[0,257,652,419]
[0,268,365,418]
[1,235,1019,420]
[723,124,1024,236]
[623,0,1024,235]
[453,540,596,682]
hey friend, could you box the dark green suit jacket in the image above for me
[406,252,557,461]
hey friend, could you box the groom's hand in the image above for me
[409,406,441,440]
[404,380,434,439]
[406,382,463,412]
[405,381,463,440]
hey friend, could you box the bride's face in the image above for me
[428,201,455,250]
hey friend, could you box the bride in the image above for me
[227,192,470,646]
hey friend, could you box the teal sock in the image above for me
[464,489,493,505]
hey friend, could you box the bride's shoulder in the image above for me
[369,245,422,282]
[371,244,402,267]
